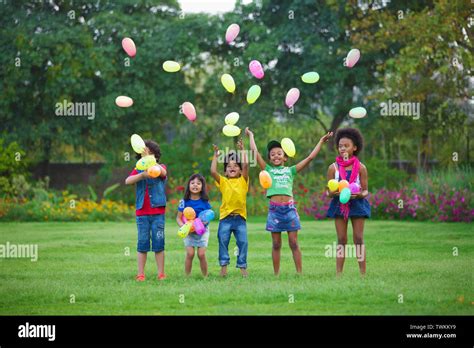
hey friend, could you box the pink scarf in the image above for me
[336,155,361,220]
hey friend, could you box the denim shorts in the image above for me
[266,201,301,232]
[136,214,165,252]
[184,227,210,248]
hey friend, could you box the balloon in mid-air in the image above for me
[182,102,196,122]
[222,125,241,137]
[115,96,133,108]
[225,112,239,125]
[345,49,360,68]
[249,60,264,79]
[122,37,136,57]
[301,72,320,84]
[221,74,236,93]
[130,134,146,153]
[349,107,367,119]
[246,85,261,104]
[225,23,240,43]
[162,60,181,72]
[259,170,272,189]
[285,88,300,108]
[281,138,296,158]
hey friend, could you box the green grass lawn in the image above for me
[0,219,472,315]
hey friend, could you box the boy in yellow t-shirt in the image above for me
[210,138,249,277]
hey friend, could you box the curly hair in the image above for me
[335,128,364,156]
[135,140,161,161]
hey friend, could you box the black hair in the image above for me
[335,128,364,156]
[183,173,209,201]
[267,145,286,160]
[223,150,242,171]
[135,140,161,161]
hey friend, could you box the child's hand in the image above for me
[212,144,220,156]
[237,137,244,150]
[245,127,253,137]
[141,170,151,179]
[319,132,333,144]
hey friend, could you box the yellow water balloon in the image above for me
[225,112,240,125]
[246,85,261,104]
[221,74,236,93]
[222,125,241,137]
[281,138,296,157]
[163,60,181,72]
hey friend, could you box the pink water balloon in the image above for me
[194,218,206,235]
[115,96,133,108]
[182,102,196,122]
[249,60,264,79]
[225,23,240,44]
[285,88,300,108]
[345,48,360,68]
[122,37,136,58]
[349,182,361,194]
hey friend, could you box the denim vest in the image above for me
[135,170,167,210]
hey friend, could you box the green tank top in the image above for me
[265,164,297,198]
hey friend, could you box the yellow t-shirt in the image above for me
[215,175,249,220]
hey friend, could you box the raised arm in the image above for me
[210,144,220,184]
[237,137,249,181]
[245,127,266,170]
[295,132,333,173]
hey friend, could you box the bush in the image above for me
[304,186,473,222]
[0,197,134,222]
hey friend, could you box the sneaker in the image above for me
[135,274,145,282]
[157,273,166,280]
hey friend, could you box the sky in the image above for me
[178,0,252,14]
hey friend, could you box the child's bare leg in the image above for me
[137,252,147,275]
[185,247,195,275]
[197,247,208,276]
[351,218,366,275]
[335,217,348,276]
[155,251,165,275]
[288,231,302,274]
[271,233,282,275]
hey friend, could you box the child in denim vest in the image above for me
[125,140,167,282]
